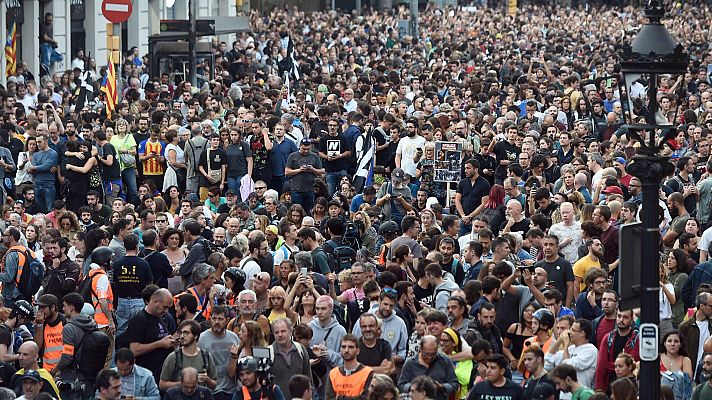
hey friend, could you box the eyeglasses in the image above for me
[179,330,192,335]
[592,280,607,286]
[382,288,396,296]
[255,186,266,190]
[157,219,167,223]
[264,202,274,205]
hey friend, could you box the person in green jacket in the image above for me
[692,353,712,400]
[550,364,594,400]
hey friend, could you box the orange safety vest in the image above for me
[239,385,272,400]
[173,287,212,320]
[328,365,373,398]
[42,317,64,371]
[2,245,34,286]
[90,269,114,326]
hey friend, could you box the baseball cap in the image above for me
[327,199,341,208]
[20,370,41,383]
[530,382,556,400]
[614,156,627,165]
[300,138,312,146]
[225,189,237,196]
[391,168,406,183]
[36,294,58,307]
[602,185,624,196]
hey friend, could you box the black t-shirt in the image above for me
[318,134,351,172]
[534,256,574,302]
[467,379,524,400]
[126,310,176,382]
[0,324,11,349]
[492,140,520,180]
[198,147,228,186]
[500,218,531,237]
[66,152,91,185]
[456,175,491,216]
[100,143,121,180]
[112,256,154,298]
[357,338,392,367]
[522,375,558,400]
[225,141,252,178]
[142,251,173,290]
[413,282,434,308]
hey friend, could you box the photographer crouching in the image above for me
[233,356,285,400]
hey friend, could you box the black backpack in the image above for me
[76,269,104,304]
[174,347,210,376]
[342,221,362,251]
[324,239,358,273]
[75,328,111,376]
[8,248,44,300]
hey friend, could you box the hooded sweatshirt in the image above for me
[54,314,97,380]
[433,279,460,312]
[352,303,409,360]
[308,316,346,367]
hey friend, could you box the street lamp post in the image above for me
[619,2,687,400]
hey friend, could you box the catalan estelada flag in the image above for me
[100,52,117,118]
[5,22,16,77]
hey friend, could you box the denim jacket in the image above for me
[111,364,160,400]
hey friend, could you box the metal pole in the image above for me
[410,0,418,40]
[633,72,662,400]
[188,0,197,87]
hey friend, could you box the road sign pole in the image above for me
[188,0,197,87]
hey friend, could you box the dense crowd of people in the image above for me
[1,1,712,400]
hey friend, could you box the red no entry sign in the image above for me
[102,0,133,24]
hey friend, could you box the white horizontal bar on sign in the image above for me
[105,4,130,12]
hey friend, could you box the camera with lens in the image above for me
[238,348,274,387]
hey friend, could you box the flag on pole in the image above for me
[75,71,94,112]
[101,52,118,118]
[5,22,16,77]
[286,36,300,81]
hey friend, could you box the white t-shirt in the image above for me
[660,283,675,319]
[396,135,426,177]
[240,258,261,290]
[697,319,711,368]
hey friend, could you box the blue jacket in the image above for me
[31,148,59,183]
[682,262,712,308]
[0,250,21,301]
[575,291,603,320]
[110,364,160,400]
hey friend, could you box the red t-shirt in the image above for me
[596,317,616,347]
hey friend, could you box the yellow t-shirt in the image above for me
[572,254,603,292]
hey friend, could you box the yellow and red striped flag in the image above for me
[5,22,16,77]
[100,52,118,118]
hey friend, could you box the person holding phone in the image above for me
[285,138,324,215]
[375,168,413,224]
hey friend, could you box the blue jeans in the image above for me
[326,170,347,196]
[459,221,473,237]
[121,167,138,204]
[40,43,63,69]
[227,175,244,200]
[116,298,145,336]
[292,192,315,215]
[34,181,55,213]
[271,175,286,195]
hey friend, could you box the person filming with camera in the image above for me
[233,356,286,400]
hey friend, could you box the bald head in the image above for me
[18,341,39,370]
[181,367,198,382]
[506,199,523,217]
